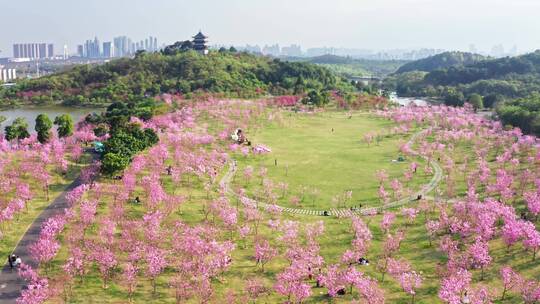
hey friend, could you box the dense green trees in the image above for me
[302,90,330,106]
[162,40,194,55]
[35,114,53,143]
[443,88,465,107]
[483,94,505,108]
[3,50,354,106]
[396,51,488,74]
[468,93,484,111]
[54,114,74,138]
[101,152,131,176]
[101,123,159,175]
[5,118,30,141]
[383,71,428,97]
[384,50,540,104]
[90,98,160,175]
[496,94,540,135]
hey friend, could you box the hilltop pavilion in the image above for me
[193,31,209,55]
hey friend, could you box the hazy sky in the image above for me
[1,0,540,56]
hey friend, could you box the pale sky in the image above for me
[1,0,539,56]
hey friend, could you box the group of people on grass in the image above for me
[232,129,251,146]
[231,128,272,155]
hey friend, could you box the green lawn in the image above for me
[233,111,430,210]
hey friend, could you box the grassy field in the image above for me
[41,108,539,304]
[234,111,430,210]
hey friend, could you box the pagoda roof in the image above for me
[193,31,208,39]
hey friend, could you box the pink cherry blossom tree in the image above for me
[500,266,520,300]
[254,239,278,272]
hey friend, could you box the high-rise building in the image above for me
[262,44,280,57]
[22,44,29,57]
[77,45,84,57]
[103,42,113,58]
[94,37,100,57]
[82,37,101,58]
[48,44,54,58]
[12,43,54,59]
[13,45,20,58]
[0,67,17,82]
[63,45,68,60]
[38,43,47,58]
[306,47,335,57]
[282,44,302,57]
[114,36,129,57]
[240,44,262,54]
[82,35,161,58]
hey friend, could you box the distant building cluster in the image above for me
[3,33,525,68]
[232,44,448,60]
[77,35,159,59]
[0,66,17,82]
[12,43,54,60]
[234,44,523,60]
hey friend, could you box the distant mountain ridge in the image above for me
[284,54,408,78]
[396,51,489,74]
[308,54,356,65]
[423,50,540,85]
[384,50,540,101]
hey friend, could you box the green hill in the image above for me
[395,51,488,74]
[423,51,540,86]
[0,49,353,107]
[384,50,540,105]
[402,50,540,135]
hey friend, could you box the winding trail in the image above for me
[0,155,97,303]
[220,129,443,217]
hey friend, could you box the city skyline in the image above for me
[1,39,528,61]
[76,35,159,58]
[1,0,539,58]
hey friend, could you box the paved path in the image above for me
[220,129,443,218]
[0,156,96,303]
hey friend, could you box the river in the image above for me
[389,93,429,107]
[0,106,105,132]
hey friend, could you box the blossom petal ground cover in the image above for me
[9,98,540,303]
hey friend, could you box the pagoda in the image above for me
[192,31,209,55]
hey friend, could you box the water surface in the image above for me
[0,106,104,132]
